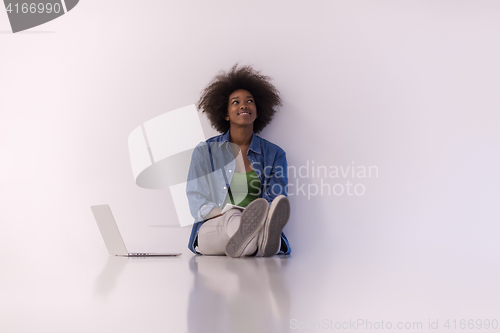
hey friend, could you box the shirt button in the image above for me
[219,204,221,207]
[223,186,227,190]
[229,170,232,173]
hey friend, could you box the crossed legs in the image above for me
[197,196,290,257]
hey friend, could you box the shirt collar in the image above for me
[219,130,231,146]
[218,129,262,155]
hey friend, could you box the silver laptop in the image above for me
[91,204,181,257]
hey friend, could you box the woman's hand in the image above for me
[203,206,223,220]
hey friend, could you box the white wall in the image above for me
[1,0,499,274]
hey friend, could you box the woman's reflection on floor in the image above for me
[188,256,291,333]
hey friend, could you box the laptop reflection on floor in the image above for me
[91,204,181,257]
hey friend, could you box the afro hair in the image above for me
[197,64,282,133]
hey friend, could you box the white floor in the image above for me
[1,248,499,333]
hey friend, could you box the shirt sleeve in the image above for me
[186,143,218,222]
[262,150,288,203]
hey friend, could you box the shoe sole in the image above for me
[261,196,290,257]
[225,199,268,258]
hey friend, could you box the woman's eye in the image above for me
[248,100,254,103]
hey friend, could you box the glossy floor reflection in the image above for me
[188,256,290,333]
[1,249,499,333]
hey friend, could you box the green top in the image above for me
[223,170,261,208]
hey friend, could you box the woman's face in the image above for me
[226,89,257,128]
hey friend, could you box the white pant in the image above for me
[197,209,280,256]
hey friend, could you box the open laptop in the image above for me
[91,204,182,257]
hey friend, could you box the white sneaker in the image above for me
[225,198,269,258]
[259,195,290,257]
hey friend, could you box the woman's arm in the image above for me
[186,142,220,222]
[262,150,288,203]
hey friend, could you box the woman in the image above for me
[186,64,291,257]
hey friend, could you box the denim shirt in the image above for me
[186,130,291,254]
